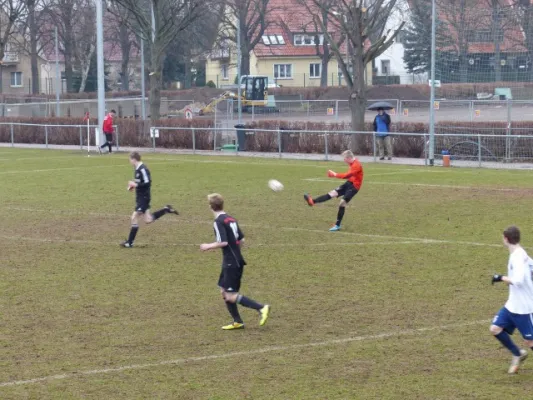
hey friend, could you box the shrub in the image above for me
[206,81,217,88]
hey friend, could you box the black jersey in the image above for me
[213,213,246,267]
[134,162,151,197]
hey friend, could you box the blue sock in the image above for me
[495,331,521,356]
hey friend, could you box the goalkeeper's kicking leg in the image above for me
[304,181,358,231]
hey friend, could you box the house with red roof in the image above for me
[205,0,373,87]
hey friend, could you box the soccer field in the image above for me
[2,149,533,399]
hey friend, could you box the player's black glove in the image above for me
[491,274,503,285]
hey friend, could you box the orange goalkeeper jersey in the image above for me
[336,159,364,190]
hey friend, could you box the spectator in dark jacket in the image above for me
[373,108,392,160]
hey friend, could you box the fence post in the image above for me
[307,100,310,118]
[152,128,156,152]
[115,125,120,151]
[335,100,339,120]
[79,125,83,149]
[277,128,281,158]
[45,125,48,148]
[424,133,428,166]
[213,127,217,151]
[324,132,329,161]
[252,104,255,122]
[506,99,512,162]
[373,131,377,162]
[192,127,196,154]
[478,134,482,167]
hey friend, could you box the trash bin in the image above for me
[441,150,451,167]
[235,124,246,151]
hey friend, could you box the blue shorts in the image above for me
[492,307,533,340]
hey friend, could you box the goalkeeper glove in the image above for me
[327,170,337,178]
[491,274,503,285]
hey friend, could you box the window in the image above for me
[310,63,321,78]
[10,72,22,87]
[396,30,407,46]
[262,34,285,45]
[294,34,324,46]
[221,64,228,80]
[274,64,292,79]
[381,60,390,75]
[469,29,503,43]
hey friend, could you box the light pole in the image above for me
[96,0,105,147]
[428,0,437,166]
[54,27,60,117]
[237,16,242,123]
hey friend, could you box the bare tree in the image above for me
[306,0,404,132]
[220,0,273,76]
[0,1,26,64]
[293,0,345,87]
[106,0,138,91]
[114,0,216,120]
[507,0,533,80]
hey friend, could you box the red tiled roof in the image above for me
[252,0,351,58]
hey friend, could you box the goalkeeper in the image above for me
[303,150,364,232]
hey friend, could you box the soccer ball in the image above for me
[268,179,284,192]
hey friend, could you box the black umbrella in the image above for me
[367,101,394,111]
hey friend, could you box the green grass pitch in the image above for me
[2,149,533,399]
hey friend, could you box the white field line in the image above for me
[0,234,420,248]
[303,178,529,192]
[0,206,503,249]
[0,160,184,175]
[0,319,489,388]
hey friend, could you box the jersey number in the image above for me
[229,222,239,240]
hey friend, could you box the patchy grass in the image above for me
[1,149,533,399]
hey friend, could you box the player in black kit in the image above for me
[121,152,179,248]
[200,193,270,330]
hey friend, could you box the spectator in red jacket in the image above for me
[99,109,116,154]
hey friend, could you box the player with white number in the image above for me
[303,150,364,232]
[200,193,270,330]
[490,225,533,374]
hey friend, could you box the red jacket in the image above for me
[335,159,364,190]
[103,113,114,134]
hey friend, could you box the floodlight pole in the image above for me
[237,16,242,123]
[428,0,437,166]
[96,0,105,148]
[54,27,60,117]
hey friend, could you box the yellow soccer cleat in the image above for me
[259,305,271,326]
[222,322,244,330]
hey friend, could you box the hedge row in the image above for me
[1,117,532,159]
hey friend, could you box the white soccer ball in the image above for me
[268,179,284,192]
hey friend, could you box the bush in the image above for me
[206,81,217,88]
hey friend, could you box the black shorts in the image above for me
[135,195,151,213]
[335,181,359,203]
[218,266,243,293]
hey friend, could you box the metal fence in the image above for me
[4,122,533,168]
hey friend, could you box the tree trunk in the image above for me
[321,57,329,87]
[241,49,250,76]
[28,1,39,94]
[150,49,163,121]
[78,45,95,93]
[348,57,367,152]
[459,53,468,83]
[63,25,75,92]
[119,24,131,91]
[492,1,501,82]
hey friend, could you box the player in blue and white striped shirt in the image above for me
[490,226,533,374]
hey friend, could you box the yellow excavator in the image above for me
[199,75,271,115]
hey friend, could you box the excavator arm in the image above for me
[199,91,238,115]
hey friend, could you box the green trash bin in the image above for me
[235,124,246,151]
